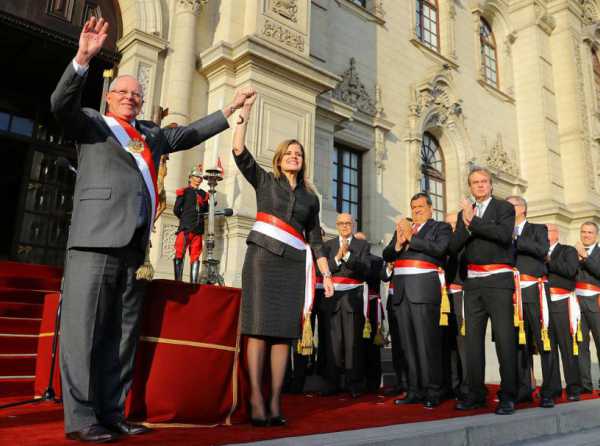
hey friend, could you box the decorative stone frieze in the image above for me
[333,58,377,116]
[272,0,298,22]
[262,19,305,51]
[161,224,178,259]
[177,0,207,15]
[485,134,518,176]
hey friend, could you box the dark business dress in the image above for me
[234,149,325,339]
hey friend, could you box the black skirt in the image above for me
[241,243,305,338]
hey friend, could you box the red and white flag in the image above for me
[216,156,225,177]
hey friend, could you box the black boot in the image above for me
[190,260,201,284]
[174,258,184,281]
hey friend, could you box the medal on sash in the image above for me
[127,138,145,153]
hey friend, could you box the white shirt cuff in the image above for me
[72,59,89,76]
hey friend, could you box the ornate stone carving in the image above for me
[535,3,556,35]
[485,134,518,176]
[137,62,151,119]
[582,0,599,25]
[177,0,207,14]
[262,19,305,51]
[411,78,463,127]
[374,127,387,171]
[573,38,597,190]
[333,58,377,116]
[162,224,178,259]
[372,0,385,18]
[272,0,298,23]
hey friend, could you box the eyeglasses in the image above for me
[110,89,143,100]
[336,222,352,226]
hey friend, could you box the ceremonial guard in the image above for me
[547,224,582,400]
[173,165,210,283]
[383,192,452,408]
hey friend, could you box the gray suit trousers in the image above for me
[59,236,145,433]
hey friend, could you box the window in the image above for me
[416,0,439,51]
[349,0,367,6]
[592,48,600,108]
[480,18,498,87]
[419,132,445,221]
[332,145,362,228]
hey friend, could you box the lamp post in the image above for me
[201,168,224,285]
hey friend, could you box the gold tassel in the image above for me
[541,328,551,352]
[135,243,155,281]
[518,320,526,345]
[297,316,313,356]
[440,286,450,314]
[362,318,372,339]
[460,320,466,336]
[439,312,448,326]
[373,324,384,346]
[577,320,583,342]
[573,336,579,356]
[513,303,519,327]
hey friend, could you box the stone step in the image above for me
[228,398,600,446]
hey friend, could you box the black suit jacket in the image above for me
[383,219,451,304]
[365,253,384,293]
[321,237,369,313]
[445,249,467,286]
[515,222,549,303]
[577,244,600,313]
[548,243,578,313]
[449,197,516,290]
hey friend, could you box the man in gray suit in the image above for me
[52,17,253,443]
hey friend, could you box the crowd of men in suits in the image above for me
[286,166,600,416]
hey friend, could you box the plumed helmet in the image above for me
[189,164,203,178]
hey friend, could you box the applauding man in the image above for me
[52,17,251,442]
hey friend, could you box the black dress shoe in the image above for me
[455,399,486,411]
[394,394,422,405]
[423,398,440,409]
[382,386,406,397]
[268,415,287,426]
[66,424,118,443]
[250,417,269,427]
[494,400,515,415]
[567,394,581,402]
[104,421,151,436]
[540,397,555,408]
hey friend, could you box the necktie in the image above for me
[476,203,483,218]
[411,223,418,235]
[513,226,519,240]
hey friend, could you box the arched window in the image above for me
[592,48,600,108]
[480,18,499,87]
[416,0,440,51]
[420,132,445,221]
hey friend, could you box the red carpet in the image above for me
[0,386,597,446]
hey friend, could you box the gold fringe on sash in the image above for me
[297,316,314,356]
[573,335,579,356]
[460,320,466,337]
[513,304,520,328]
[373,323,384,346]
[136,243,155,281]
[439,286,450,327]
[577,320,583,342]
[541,328,551,352]
[518,320,526,345]
[362,318,372,339]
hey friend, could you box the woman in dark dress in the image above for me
[233,93,334,426]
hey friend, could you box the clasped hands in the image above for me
[575,241,589,262]
[394,218,413,250]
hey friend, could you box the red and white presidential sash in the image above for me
[575,281,600,297]
[521,274,550,351]
[393,259,450,326]
[103,113,158,224]
[550,287,582,355]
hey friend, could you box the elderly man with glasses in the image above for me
[51,17,254,443]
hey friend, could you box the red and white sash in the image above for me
[330,276,369,321]
[521,274,550,350]
[393,259,450,326]
[251,212,316,324]
[467,263,513,279]
[103,113,158,224]
[551,287,582,355]
[575,282,600,297]
[447,283,464,335]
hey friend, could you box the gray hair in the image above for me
[506,195,527,215]
[108,75,143,98]
[467,166,493,186]
[582,221,600,233]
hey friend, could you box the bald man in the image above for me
[51,17,252,442]
[318,213,369,398]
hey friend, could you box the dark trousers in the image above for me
[318,288,365,390]
[386,298,408,390]
[60,239,145,433]
[578,299,600,391]
[464,287,517,403]
[549,309,582,397]
[388,294,442,400]
[364,298,382,392]
[516,297,561,399]
[284,306,318,393]
[443,292,467,398]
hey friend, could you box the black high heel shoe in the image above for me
[268,415,287,426]
[249,406,269,427]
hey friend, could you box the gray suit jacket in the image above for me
[51,62,229,250]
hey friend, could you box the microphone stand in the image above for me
[0,158,76,410]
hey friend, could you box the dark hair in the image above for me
[410,192,432,206]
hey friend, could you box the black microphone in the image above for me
[198,208,234,217]
[55,157,77,175]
